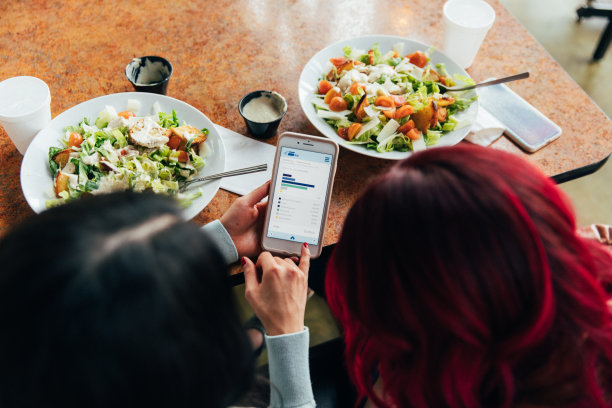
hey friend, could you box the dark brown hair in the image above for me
[0,192,254,408]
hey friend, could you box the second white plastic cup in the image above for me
[443,0,495,69]
[0,76,51,154]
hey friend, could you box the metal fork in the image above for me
[180,163,268,191]
[438,72,530,93]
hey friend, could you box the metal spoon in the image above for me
[438,71,530,93]
[180,163,268,191]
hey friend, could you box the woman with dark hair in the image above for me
[0,190,314,408]
[325,144,612,407]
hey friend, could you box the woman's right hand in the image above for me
[243,243,310,336]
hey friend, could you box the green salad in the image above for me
[47,103,210,208]
[313,43,477,153]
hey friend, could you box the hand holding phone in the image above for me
[262,132,339,258]
[220,181,270,258]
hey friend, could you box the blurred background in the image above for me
[499,0,612,119]
[496,0,612,228]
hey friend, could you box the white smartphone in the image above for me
[262,132,339,258]
[477,83,562,152]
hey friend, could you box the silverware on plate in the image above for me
[439,71,530,93]
[180,163,268,191]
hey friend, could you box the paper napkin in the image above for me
[464,107,505,146]
[215,125,275,196]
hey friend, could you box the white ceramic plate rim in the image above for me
[20,92,225,219]
[298,34,479,160]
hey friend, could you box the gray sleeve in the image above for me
[266,328,315,408]
[200,220,239,264]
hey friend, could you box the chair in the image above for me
[576,1,612,61]
[553,153,612,226]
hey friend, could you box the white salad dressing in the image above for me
[337,69,368,93]
[134,59,170,85]
[91,176,129,195]
[367,64,396,83]
[128,117,169,148]
[66,173,79,189]
[106,116,132,130]
[100,139,120,163]
[62,161,76,174]
[242,92,287,123]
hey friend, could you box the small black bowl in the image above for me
[125,56,173,95]
[238,90,287,139]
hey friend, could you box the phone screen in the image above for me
[266,147,333,245]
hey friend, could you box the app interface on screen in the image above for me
[267,147,333,245]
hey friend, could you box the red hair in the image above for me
[326,144,612,407]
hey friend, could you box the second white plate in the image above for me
[298,35,479,160]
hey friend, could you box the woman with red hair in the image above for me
[325,144,612,407]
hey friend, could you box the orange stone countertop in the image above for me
[1,0,611,245]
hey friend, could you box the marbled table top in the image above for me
[1,0,610,244]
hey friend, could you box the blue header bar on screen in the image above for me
[281,147,332,164]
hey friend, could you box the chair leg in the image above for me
[593,18,612,60]
[577,5,589,21]
[552,154,610,184]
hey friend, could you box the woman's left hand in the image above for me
[220,181,269,258]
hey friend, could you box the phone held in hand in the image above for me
[477,83,562,152]
[262,132,339,258]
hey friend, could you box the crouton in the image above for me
[54,172,70,197]
[436,96,455,107]
[412,100,438,133]
[52,148,72,168]
[168,125,199,150]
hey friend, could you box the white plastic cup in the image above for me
[443,0,496,69]
[0,76,51,154]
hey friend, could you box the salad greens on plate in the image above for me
[47,101,210,208]
[313,43,477,153]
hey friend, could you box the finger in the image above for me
[242,257,259,288]
[299,243,311,278]
[256,202,269,230]
[243,180,271,207]
[290,256,299,263]
[594,224,607,243]
[307,288,315,299]
[255,201,268,213]
[273,256,286,266]
[280,257,297,266]
[256,251,277,278]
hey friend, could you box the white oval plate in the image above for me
[298,35,478,160]
[21,92,225,219]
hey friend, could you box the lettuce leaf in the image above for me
[425,130,441,146]
[442,115,458,132]
[159,110,179,128]
[371,43,383,65]
[343,45,352,59]
[453,74,476,86]
[48,146,64,176]
[406,84,428,112]
[352,122,382,143]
